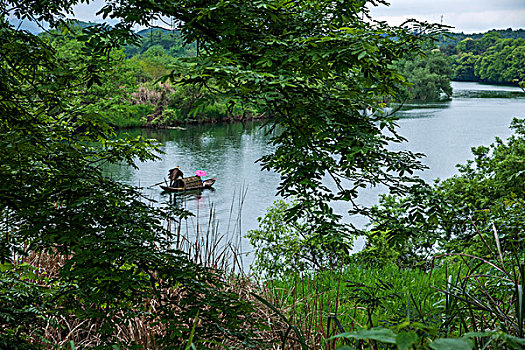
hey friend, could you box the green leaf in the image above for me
[0,263,14,273]
[396,331,418,350]
[500,333,525,348]
[429,338,473,350]
[333,327,396,344]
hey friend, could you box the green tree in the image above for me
[457,37,481,54]
[450,52,479,81]
[478,31,502,53]
[474,38,525,84]
[504,44,525,83]
[474,39,515,83]
[141,44,177,66]
[125,29,197,58]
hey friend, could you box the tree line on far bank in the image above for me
[53,23,450,129]
[440,30,525,85]
[40,23,524,130]
[395,29,525,101]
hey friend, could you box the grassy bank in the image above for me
[258,253,523,349]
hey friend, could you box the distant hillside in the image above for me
[448,28,525,41]
[125,28,196,58]
[136,27,177,37]
[69,20,102,29]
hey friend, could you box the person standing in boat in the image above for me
[168,166,184,187]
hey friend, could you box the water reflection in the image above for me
[452,81,524,99]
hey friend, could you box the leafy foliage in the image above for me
[354,229,400,267]
[6,1,519,349]
[0,11,258,349]
[248,199,354,278]
[439,28,525,49]
[333,327,525,350]
[446,32,525,84]
[0,263,50,349]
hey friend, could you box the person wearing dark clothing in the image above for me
[168,166,184,187]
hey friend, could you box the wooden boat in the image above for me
[160,176,216,192]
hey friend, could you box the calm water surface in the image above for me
[394,82,524,182]
[107,82,525,260]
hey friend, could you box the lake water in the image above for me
[106,82,525,263]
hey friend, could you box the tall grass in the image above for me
[255,263,449,349]
[430,224,524,346]
[254,223,524,349]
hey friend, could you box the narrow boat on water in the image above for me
[160,176,216,192]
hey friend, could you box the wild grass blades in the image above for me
[258,268,366,349]
[253,262,457,349]
[6,250,146,348]
[431,223,524,345]
[166,185,249,274]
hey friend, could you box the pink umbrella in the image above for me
[194,170,207,177]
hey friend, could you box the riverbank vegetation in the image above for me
[35,20,459,131]
[1,0,524,349]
